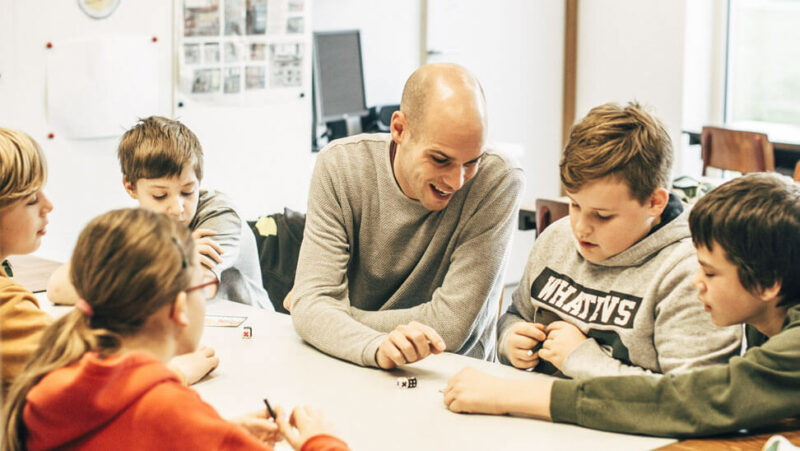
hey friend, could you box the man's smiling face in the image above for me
[391,112,484,211]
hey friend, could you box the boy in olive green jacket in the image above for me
[444,172,800,437]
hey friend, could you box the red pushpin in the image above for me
[152,36,158,43]
[47,133,54,139]
[46,42,53,49]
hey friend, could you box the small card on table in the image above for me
[205,315,247,327]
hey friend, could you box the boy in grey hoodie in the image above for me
[496,102,740,378]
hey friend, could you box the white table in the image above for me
[36,295,674,449]
[190,299,675,451]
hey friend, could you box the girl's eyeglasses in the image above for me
[185,279,219,299]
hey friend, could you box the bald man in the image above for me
[290,63,524,369]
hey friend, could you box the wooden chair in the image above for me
[535,198,570,236]
[794,160,800,182]
[700,126,775,176]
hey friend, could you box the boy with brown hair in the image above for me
[445,172,800,437]
[496,102,740,378]
[48,116,269,310]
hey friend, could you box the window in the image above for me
[726,0,800,125]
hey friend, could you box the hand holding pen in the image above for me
[231,404,280,445]
[268,403,342,451]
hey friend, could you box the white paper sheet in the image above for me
[46,36,159,139]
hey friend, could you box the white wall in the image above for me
[0,0,174,261]
[575,0,689,176]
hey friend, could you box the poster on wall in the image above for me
[178,0,307,104]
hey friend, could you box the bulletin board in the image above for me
[176,0,309,105]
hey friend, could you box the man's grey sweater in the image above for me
[291,133,524,367]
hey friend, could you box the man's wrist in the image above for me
[362,335,386,367]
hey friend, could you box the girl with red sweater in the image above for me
[2,208,348,451]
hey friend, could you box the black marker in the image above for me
[528,307,543,356]
[263,398,276,419]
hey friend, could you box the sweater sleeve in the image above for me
[560,245,742,379]
[291,149,390,367]
[550,322,800,437]
[0,278,53,393]
[349,166,525,352]
[192,192,244,279]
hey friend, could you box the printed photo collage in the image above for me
[181,0,305,97]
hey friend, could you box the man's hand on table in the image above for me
[375,321,447,369]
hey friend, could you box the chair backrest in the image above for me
[794,161,800,182]
[535,198,570,236]
[700,126,775,176]
[249,208,306,314]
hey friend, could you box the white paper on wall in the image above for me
[46,36,159,139]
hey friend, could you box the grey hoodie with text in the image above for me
[498,207,742,378]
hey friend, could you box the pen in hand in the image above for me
[263,398,276,420]
[528,307,543,356]
[527,341,543,356]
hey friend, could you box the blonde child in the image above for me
[445,173,800,437]
[47,116,270,309]
[0,128,54,396]
[3,208,348,450]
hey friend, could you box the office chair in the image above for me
[700,126,775,176]
[535,198,570,236]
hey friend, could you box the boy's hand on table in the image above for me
[192,228,223,269]
[506,322,547,369]
[276,405,339,451]
[168,345,220,385]
[443,367,511,415]
[539,321,587,370]
[375,321,447,369]
[232,410,280,446]
[444,367,555,420]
